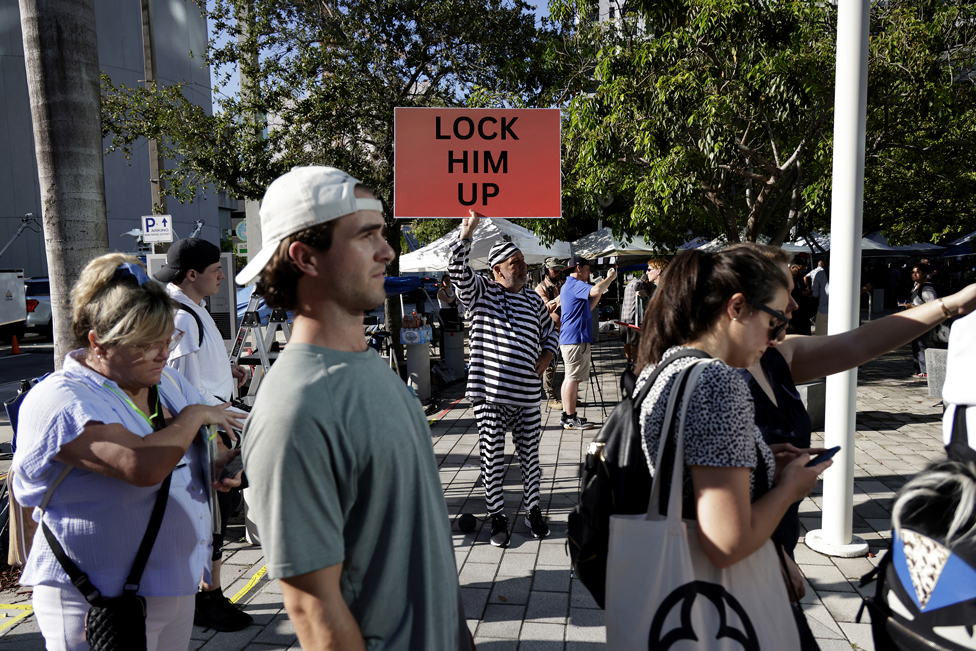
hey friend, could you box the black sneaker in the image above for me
[194,588,253,632]
[489,512,510,548]
[563,415,594,430]
[524,506,550,539]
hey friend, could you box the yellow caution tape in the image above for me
[0,604,33,632]
[229,565,267,605]
[0,563,270,631]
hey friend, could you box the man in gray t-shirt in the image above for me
[238,167,471,651]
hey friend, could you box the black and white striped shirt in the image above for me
[450,240,559,406]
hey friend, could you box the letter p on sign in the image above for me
[393,108,561,219]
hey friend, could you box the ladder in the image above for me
[231,290,292,396]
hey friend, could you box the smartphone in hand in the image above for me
[806,446,841,467]
[219,454,244,481]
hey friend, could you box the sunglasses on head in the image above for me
[749,300,789,340]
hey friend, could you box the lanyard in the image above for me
[104,384,162,430]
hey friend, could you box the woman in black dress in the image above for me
[730,243,976,558]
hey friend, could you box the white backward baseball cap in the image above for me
[235,166,384,286]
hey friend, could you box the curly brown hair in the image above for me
[254,221,338,310]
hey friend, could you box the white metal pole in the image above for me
[805,0,871,558]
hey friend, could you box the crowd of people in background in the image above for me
[8,161,976,651]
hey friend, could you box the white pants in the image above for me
[32,584,195,651]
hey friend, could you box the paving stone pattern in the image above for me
[0,333,946,650]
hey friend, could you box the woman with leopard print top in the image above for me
[634,248,830,583]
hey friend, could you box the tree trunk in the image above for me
[770,163,806,247]
[20,0,109,368]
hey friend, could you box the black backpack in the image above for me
[857,458,976,651]
[567,348,710,608]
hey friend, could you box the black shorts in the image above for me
[622,325,641,346]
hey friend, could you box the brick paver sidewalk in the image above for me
[0,333,945,650]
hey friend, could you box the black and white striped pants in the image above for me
[473,402,543,515]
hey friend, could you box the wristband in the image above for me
[937,298,953,320]
[460,237,472,244]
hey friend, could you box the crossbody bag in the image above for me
[41,384,171,651]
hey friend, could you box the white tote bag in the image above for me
[605,360,800,651]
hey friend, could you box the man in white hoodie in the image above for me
[154,238,251,632]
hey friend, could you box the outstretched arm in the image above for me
[588,267,617,298]
[587,268,617,308]
[448,211,486,306]
[780,284,976,384]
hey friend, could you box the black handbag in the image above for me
[42,385,172,651]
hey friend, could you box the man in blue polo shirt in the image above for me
[559,256,616,430]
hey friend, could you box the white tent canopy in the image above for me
[860,231,946,257]
[780,232,830,254]
[693,230,943,258]
[949,229,976,246]
[399,218,571,272]
[571,228,668,259]
[781,231,945,257]
[696,231,768,253]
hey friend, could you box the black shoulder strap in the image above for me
[42,384,172,603]
[951,406,968,447]
[947,405,976,464]
[177,304,205,347]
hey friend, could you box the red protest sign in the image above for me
[394,108,561,219]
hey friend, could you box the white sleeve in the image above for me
[166,352,222,406]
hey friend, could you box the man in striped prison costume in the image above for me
[449,211,559,548]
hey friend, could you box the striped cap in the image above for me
[488,241,521,267]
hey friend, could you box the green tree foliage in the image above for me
[554,0,976,246]
[102,0,564,243]
[102,0,566,353]
[862,1,976,244]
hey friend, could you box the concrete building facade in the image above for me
[0,0,233,277]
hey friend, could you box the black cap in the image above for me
[566,255,591,269]
[153,238,221,283]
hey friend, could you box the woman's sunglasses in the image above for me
[127,330,185,361]
[749,301,789,341]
